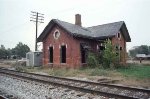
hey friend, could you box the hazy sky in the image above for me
[0,0,150,51]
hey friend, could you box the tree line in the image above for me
[129,45,150,57]
[0,42,30,59]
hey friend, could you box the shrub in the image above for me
[87,52,99,68]
[102,39,119,68]
[15,66,27,72]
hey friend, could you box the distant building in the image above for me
[136,54,146,58]
[37,14,131,68]
[136,54,150,60]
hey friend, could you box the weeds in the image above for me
[23,64,150,80]
[15,66,27,72]
[87,52,99,68]
[116,64,150,79]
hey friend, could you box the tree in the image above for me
[129,45,150,57]
[148,46,150,54]
[0,45,8,59]
[13,42,30,58]
[102,39,118,68]
[129,48,138,57]
[138,45,149,55]
[0,45,5,49]
[0,42,30,59]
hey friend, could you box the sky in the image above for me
[0,0,150,51]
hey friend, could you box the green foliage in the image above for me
[139,45,149,55]
[15,66,27,72]
[129,49,137,57]
[0,45,11,59]
[102,39,119,68]
[0,42,30,59]
[89,68,109,76]
[149,46,150,54]
[13,42,30,58]
[86,39,119,69]
[25,64,150,80]
[117,64,150,78]
[87,52,99,68]
[129,45,150,57]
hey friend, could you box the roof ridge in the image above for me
[52,18,91,32]
[52,19,75,26]
[87,21,124,28]
[37,19,130,42]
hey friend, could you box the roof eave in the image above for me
[37,19,75,42]
[72,33,95,40]
[37,20,55,42]
[121,22,131,42]
[94,35,114,40]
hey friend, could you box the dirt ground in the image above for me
[71,74,150,89]
[0,63,12,68]
[0,59,16,68]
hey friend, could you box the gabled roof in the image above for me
[37,19,131,42]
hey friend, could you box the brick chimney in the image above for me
[75,14,82,26]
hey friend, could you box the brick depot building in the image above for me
[37,14,131,68]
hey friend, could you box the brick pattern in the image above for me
[43,25,83,68]
[111,32,126,65]
[42,25,127,67]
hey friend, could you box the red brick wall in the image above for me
[42,25,84,68]
[42,25,127,67]
[111,32,126,64]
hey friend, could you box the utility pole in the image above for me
[30,11,44,51]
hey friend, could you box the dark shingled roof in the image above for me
[37,19,131,42]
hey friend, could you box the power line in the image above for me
[30,11,44,51]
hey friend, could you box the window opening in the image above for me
[49,47,53,63]
[120,47,123,50]
[99,45,105,51]
[117,32,121,39]
[80,44,87,63]
[60,45,66,63]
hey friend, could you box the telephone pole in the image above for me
[30,11,44,51]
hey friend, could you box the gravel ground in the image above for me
[0,88,19,99]
[0,74,107,99]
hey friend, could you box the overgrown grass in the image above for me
[116,64,150,79]
[80,68,109,76]
[14,64,150,87]
[25,64,150,80]
[25,67,111,77]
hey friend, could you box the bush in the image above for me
[15,66,27,72]
[102,39,119,68]
[87,52,99,68]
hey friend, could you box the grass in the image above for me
[25,67,111,77]
[24,64,150,79]
[17,64,150,87]
[116,64,150,79]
